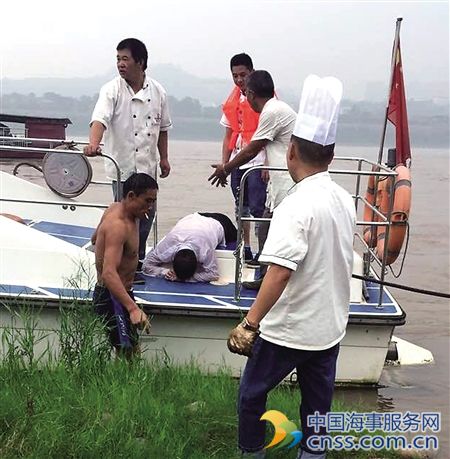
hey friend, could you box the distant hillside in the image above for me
[364,80,449,102]
[0,64,299,107]
[152,65,229,106]
[2,63,447,107]
[1,75,109,101]
[0,71,448,147]
[0,64,228,106]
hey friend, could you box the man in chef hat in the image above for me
[227,75,356,458]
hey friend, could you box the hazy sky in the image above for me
[1,0,448,99]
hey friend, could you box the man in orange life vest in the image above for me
[220,53,267,262]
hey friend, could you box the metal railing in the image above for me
[0,136,121,182]
[0,129,29,147]
[233,157,398,307]
[1,139,399,307]
[0,138,159,247]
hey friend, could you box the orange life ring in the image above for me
[375,166,411,265]
[363,167,388,248]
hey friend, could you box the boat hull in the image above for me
[0,169,407,386]
[0,296,401,385]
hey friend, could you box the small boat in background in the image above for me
[0,114,72,159]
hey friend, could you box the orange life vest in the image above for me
[222,86,260,150]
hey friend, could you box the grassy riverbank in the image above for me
[0,307,405,458]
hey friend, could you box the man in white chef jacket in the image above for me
[227,75,356,459]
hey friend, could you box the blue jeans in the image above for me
[112,181,155,261]
[238,337,339,455]
[230,168,266,220]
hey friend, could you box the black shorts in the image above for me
[93,284,139,350]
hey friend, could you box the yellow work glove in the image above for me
[227,318,259,358]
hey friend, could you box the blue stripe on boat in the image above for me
[32,221,94,239]
[0,285,42,295]
[0,277,402,317]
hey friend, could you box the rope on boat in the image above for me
[388,221,410,278]
[352,274,450,299]
[13,162,43,176]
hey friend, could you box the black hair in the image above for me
[117,38,148,70]
[173,249,197,281]
[246,70,275,99]
[291,135,335,167]
[230,53,253,71]
[123,173,158,198]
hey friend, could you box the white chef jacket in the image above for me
[258,171,356,350]
[91,75,172,181]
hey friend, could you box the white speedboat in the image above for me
[0,142,433,385]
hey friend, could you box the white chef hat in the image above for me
[293,74,343,146]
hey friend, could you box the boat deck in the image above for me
[0,219,405,325]
[26,220,93,248]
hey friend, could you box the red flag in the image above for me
[387,39,411,166]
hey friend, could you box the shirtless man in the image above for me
[92,172,158,356]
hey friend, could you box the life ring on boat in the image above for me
[0,213,26,224]
[375,165,411,265]
[362,167,389,247]
[42,143,92,198]
[362,170,379,248]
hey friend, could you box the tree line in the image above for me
[1,92,448,147]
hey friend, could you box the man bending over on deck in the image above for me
[142,212,237,282]
[92,172,157,357]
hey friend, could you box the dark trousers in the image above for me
[230,168,266,220]
[112,181,155,260]
[198,212,238,244]
[93,284,138,351]
[238,337,339,454]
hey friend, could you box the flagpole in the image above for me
[377,17,403,166]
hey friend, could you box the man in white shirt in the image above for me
[142,212,237,283]
[84,38,172,279]
[209,70,296,287]
[227,76,356,458]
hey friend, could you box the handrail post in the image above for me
[233,167,247,302]
[377,173,396,308]
[231,158,397,305]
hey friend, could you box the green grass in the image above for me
[0,305,405,459]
